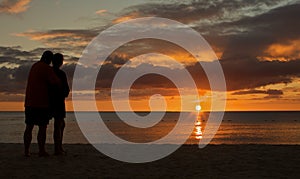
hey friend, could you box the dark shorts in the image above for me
[50,108,66,119]
[49,102,66,119]
[25,107,50,126]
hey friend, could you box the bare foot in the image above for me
[24,149,30,157]
[39,151,50,157]
[54,150,66,156]
[24,152,30,157]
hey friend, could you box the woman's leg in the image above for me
[54,118,65,154]
[54,118,60,153]
[23,124,34,156]
[60,119,65,152]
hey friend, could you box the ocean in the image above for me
[0,111,299,145]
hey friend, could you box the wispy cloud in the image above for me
[113,12,141,23]
[0,0,31,14]
[116,0,296,24]
[95,9,107,15]
[232,89,283,96]
[14,29,100,56]
[14,29,97,47]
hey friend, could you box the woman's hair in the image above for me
[53,53,64,68]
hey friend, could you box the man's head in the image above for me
[53,53,64,68]
[40,51,53,65]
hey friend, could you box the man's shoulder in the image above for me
[31,61,40,67]
[31,61,54,75]
[33,61,48,68]
[31,61,43,71]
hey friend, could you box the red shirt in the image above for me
[25,61,60,108]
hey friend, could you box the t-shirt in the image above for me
[25,61,60,108]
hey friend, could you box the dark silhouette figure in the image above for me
[50,53,70,155]
[24,51,60,157]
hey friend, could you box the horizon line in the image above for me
[1,110,300,113]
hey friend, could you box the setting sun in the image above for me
[195,104,202,111]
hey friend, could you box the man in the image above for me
[23,51,60,157]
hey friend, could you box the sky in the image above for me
[0,0,300,111]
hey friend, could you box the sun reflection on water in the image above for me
[194,113,203,140]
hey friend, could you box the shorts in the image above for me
[25,107,50,126]
[49,106,66,119]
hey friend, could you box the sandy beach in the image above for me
[1,144,300,178]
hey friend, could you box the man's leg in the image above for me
[23,124,34,156]
[37,125,49,156]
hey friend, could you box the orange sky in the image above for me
[1,91,299,112]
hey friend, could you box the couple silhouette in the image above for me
[23,51,70,157]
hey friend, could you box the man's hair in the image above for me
[53,53,64,68]
[40,51,53,64]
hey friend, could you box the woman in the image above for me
[50,53,70,155]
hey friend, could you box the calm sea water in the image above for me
[0,111,299,145]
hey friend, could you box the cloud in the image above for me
[4,40,299,97]
[95,9,107,15]
[14,29,103,58]
[14,29,98,49]
[232,89,284,100]
[3,1,300,102]
[113,0,300,62]
[258,39,300,61]
[0,46,34,60]
[232,89,283,95]
[115,0,295,24]
[217,3,300,60]
[16,1,300,62]
[109,1,300,92]
[0,0,31,14]
[0,46,78,100]
[113,12,142,23]
[221,57,300,90]
[0,44,299,102]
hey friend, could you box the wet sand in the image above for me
[1,144,300,178]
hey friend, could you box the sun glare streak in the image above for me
[194,104,203,140]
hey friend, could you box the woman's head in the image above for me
[53,53,64,68]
